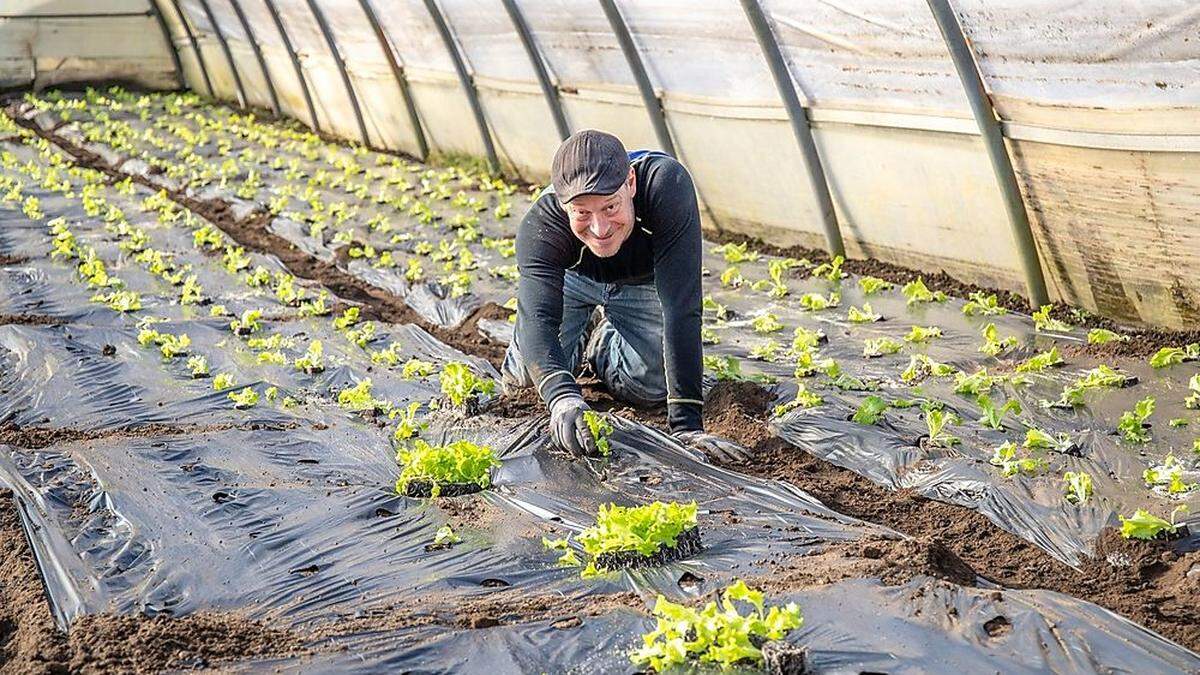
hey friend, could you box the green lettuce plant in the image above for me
[976,394,1020,429]
[751,313,783,334]
[1149,344,1200,369]
[704,355,775,384]
[1063,471,1093,505]
[1117,396,1155,444]
[978,323,1018,357]
[392,401,425,443]
[774,384,823,416]
[847,303,881,323]
[798,291,839,312]
[578,501,698,575]
[1014,346,1063,373]
[858,276,893,295]
[990,442,1045,477]
[1143,455,1196,495]
[338,378,390,414]
[631,580,803,672]
[923,409,960,447]
[228,386,259,409]
[583,410,614,456]
[812,255,846,281]
[395,439,499,496]
[1119,506,1188,540]
[862,337,903,358]
[852,395,888,425]
[294,340,324,373]
[962,292,1006,316]
[1032,305,1071,332]
[901,278,946,305]
[1087,328,1128,345]
[903,325,942,343]
[439,362,495,408]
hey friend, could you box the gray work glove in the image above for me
[674,430,751,463]
[549,395,600,457]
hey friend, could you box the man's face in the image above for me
[563,168,636,258]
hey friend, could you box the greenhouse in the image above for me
[0,0,1197,672]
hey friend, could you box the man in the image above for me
[501,129,747,462]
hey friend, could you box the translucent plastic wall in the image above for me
[7,0,1200,329]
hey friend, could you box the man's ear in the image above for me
[626,167,636,198]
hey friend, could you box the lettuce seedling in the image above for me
[333,307,360,331]
[1149,344,1200,369]
[990,441,1045,477]
[749,339,783,362]
[1087,328,1128,345]
[862,337,903,358]
[791,348,833,378]
[1032,305,1071,332]
[847,303,881,323]
[1143,455,1196,495]
[1119,506,1188,540]
[401,358,435,380]
[858,276,893,295]
[631,580,803,672]
[978,323,1018,357]
[962,292,1007,316]
[187,355,209,378]
[901,278,946,305]
[976,394,1020,429]
[1023,427,1076,455]
[700,326,721,345]
[719,266,744,288]
[294,340,324,374]
[1063,471,1093,505]
[229,309,262,335]
[900,354,957,385]
[1048,365,1132,408]
[1186,374,1200,410]
[852,395,887,424]
[903,325,942,343]
[392,401,426,443]
[751,312,783,334]
[395,439,500,497]
[701,295,729,322]
[582,410,614,456]
[752,259,802,298]
[924,409,960,447]
[1117,396,1155,444]
[578,501,697,562]
[228,386,259,409]
[774,384,823,416]
[952,368,996,396]
[812,255,846,281]
[92,289,142,312]
[798,291,839,311]
[338,378,390,414]
[704,355,776,384]
[712,242,760,264]
[257,351,286,365]
[439,362,495,409]
[789,326,826,353]
[1014,346,1063,373]
[541,536,581,567]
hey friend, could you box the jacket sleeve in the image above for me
[515,196,583,408]
[648,161,705,432]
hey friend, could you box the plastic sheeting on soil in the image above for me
[2,92,1200,671]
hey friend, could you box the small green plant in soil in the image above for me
[294,340,324,374]
[953,368,996,396]
[1032,305,1072,332]
[228,386,259,409]
[978,323,1018,357]
[975,394,1020,430]
[1049,365,1133,408]
[395,439,500,497]
[1149,344,1200,369]
[401,357,436,379]
[719,266,744,288]
[702,295,729,321]
[1186,375,1200,410]
[1023,427,1077,455]
[749,339,782,362]
[583,410,614,456]
[439,362,495,409]
[1063,471,1093,505]
[1119,506,1189,540]
[1117,396,1155,444]
[428,525,460,550]
[789,326,825,352]
[541,536,581,567]
[774,384,823,416]
[187,355,209,378]
[858,276,893,295]
[704,355,775,384]
[1015,346,1063,373]
[1087,328,1128,345]
[392,401,425,443]
[631,580,803,672]
[751,312,783,334]
[812,255,846,281]
[798,291,839,311]
[792,348,834,378]
[713,242,760,264]
[900,354,957,385]
[863,336,903,358]
[338,378,390,414]
[852,395,888,425]
[333,307,361,331]
[229,309,262,335]
[990,442,1046,477]
[962,292,1006,316]
[903,325,942,343]
[576,501,699,576]
[923,409,960,447]
[1143,455,1197,496]
[847,303,881,323]
[901,278,946,305]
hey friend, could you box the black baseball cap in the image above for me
[550,129,629,203]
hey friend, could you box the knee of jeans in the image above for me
[608,370,667,407]
[500,343,533,388]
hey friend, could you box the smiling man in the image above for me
[501,129,747,461]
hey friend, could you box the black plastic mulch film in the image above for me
[0,93,1196,673]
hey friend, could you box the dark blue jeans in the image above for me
[501,270,667,406]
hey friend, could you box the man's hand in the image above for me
[549,396,600,457]
[674,430,751,463]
